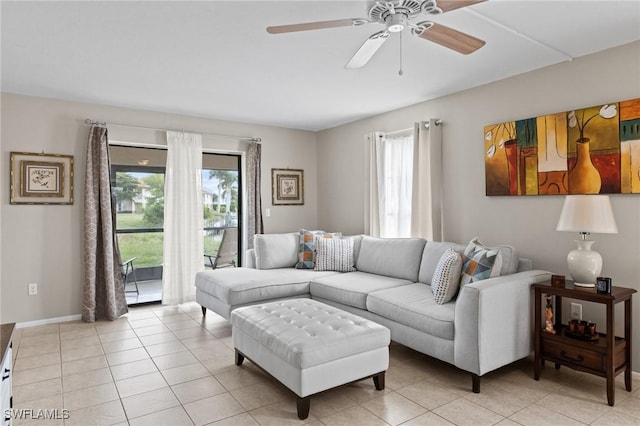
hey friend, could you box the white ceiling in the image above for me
[2,1,640,131]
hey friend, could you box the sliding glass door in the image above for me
[110,145,241,305]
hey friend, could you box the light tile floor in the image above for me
[10,302,640,426]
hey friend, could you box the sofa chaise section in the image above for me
[195,267,338,319]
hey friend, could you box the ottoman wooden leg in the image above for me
[235,350,244,366]
[373,371,385,390]
[296,396,311,420]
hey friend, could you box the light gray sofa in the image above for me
[195,233,551,392]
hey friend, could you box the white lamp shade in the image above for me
[556,195,618,234]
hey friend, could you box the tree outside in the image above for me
[114,170,237,269]
[209,170,238,214]
[113,172,141,212]
[142,174,165,227]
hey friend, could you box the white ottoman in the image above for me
[231,298,390,419]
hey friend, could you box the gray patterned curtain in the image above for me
[246,142,263,249]
[83,125,128,322]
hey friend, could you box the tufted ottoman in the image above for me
[230,298,390,419]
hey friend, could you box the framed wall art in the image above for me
[10,152,74,204]
[271,168,304,205]
[484,97,640,196]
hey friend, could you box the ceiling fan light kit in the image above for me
[266,0,487,70]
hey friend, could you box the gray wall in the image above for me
[317,41,640,370]
[0,94,318,323]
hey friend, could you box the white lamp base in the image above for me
[567,240,602,287]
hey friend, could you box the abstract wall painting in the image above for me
[484,97,640,196]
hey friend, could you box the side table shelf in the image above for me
[1,323,15,426]
[533,281,636,406]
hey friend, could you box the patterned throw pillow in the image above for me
[314,237,356,272]
[295,229,341,269]
[431,248,463,304]
[459,237,503,285]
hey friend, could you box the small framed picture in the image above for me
[551,274,566,288]
[272,168,304,206]
[10,152,74,204]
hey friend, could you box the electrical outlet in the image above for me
[28,283,38,296]
[265,208,271,217]
[570,302,582,320]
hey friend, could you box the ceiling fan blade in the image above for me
[345,31,390,69]
[418,22,485,54]
[436,0,486,13]
[267,18,365,34]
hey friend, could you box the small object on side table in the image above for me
[596,276,612,294]
[544,295,556,334]
[551,274,566,288]
[566,320,599,341]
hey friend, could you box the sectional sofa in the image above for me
[195,232,551,392]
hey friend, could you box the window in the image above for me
[202,153,241,266]
[376,132,414,238]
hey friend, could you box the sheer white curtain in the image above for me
[365,119,443,240]
[365,131,414,238]
[162,131,204,305]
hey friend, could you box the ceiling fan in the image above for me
[267,0,487,70]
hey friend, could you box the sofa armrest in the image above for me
[454,270,551,376]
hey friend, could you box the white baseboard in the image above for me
[16,314,82,329]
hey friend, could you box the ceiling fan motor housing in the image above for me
[368,0,442,26]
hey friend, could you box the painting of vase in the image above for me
[484,97,640,196]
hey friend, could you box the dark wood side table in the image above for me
[533,281,636,406]
[1,323,16,425]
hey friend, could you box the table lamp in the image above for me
[556,195,618,287]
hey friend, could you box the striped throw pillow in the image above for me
[431,248,463,304]
[314,236,356,272]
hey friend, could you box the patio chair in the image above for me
[204,227,238,269]
[121,257,139,294]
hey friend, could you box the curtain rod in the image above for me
[385,119,442,136]
[84,119,262,143]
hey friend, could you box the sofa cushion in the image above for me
[492,243,520,276]
[431,248,463,304]
[295,229,341,269]
[460,238,502,285]
[349,235,364,266]
[310,271,412,309]
[367,283,455,340]
[254,233,298,269]
[314,237,356,272]
[418,241,466,284]
[355,236,427,282]
[195,267,338,306]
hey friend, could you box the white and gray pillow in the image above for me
[431,248,463,304]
